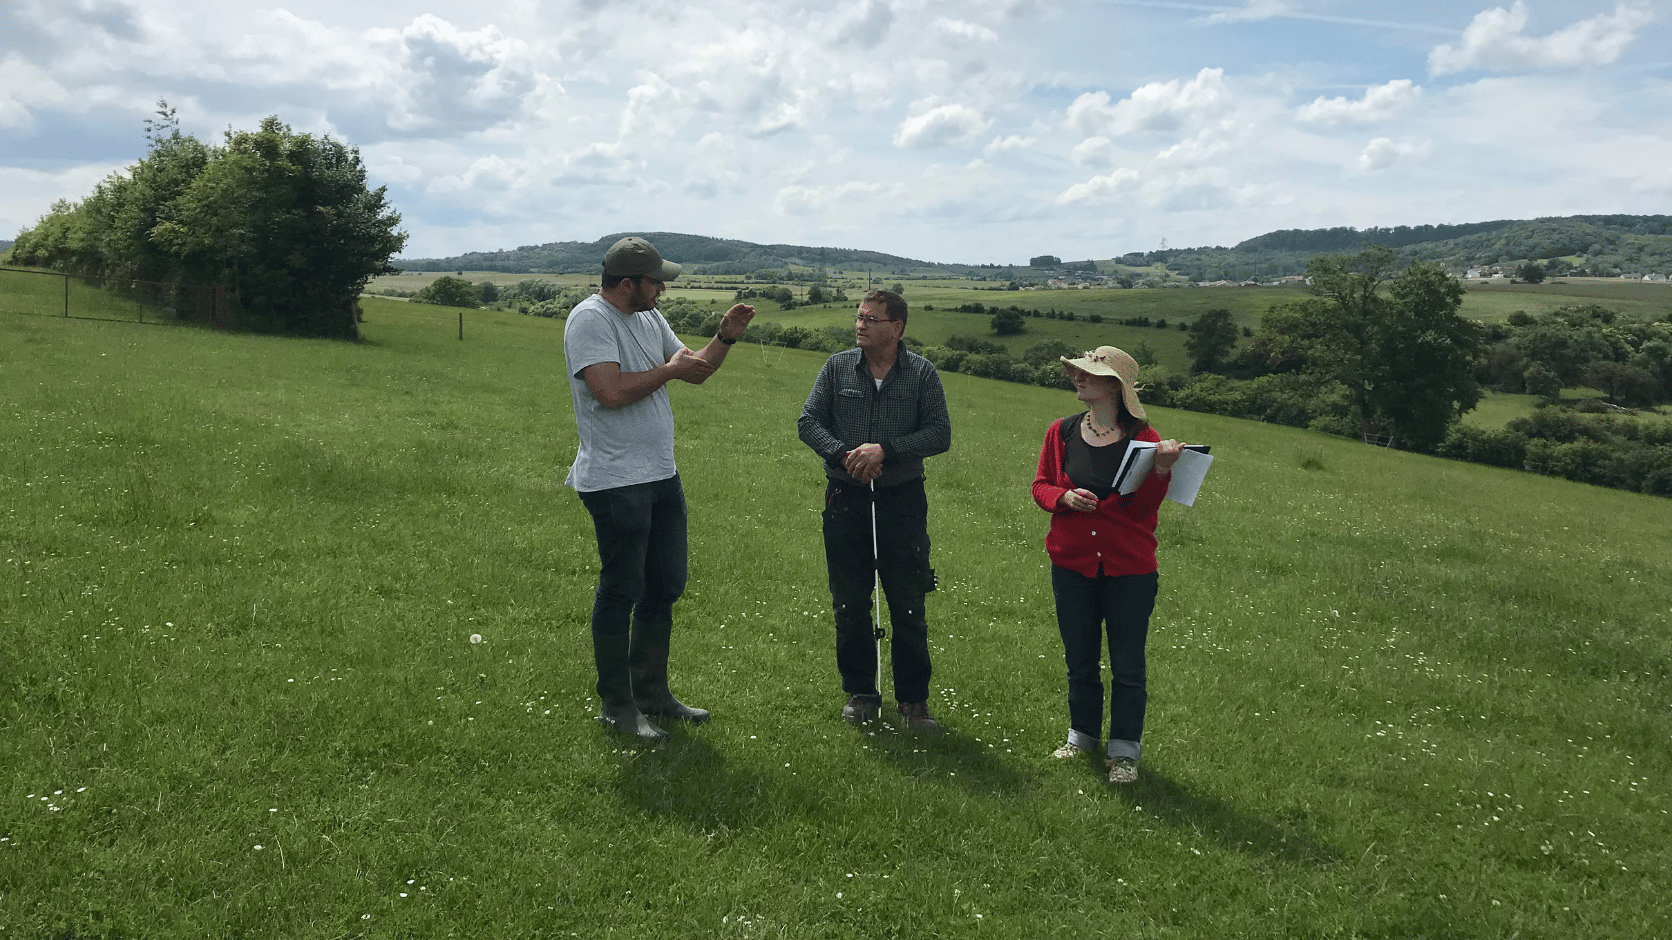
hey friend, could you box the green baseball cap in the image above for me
[603,236,681,281]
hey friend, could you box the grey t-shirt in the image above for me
[562,293,686,492]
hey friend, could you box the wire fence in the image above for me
[0,267,228,329]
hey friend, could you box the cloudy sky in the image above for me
[2,0,1668,264]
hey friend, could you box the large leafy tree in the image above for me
[1258,247,1483,450]
[411,276,481,308]
[990,308,1025,335]
[1377,261,1485,448]
[1184,307,1238,374]
[9,104,405,338]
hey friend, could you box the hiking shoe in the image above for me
[597,702,669,742]
[896,701,941,731]
[637,694,711,725]
[1052,742,1090,759]
[1106,757,1139,784]
[842,694,881,724]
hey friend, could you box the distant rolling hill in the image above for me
[397,215,1672,282]
[397,232,988,277]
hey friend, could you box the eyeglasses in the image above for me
[854,314,895,326]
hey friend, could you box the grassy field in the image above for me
[1460,278,1672,322]
[0,268,167,324]
[7,299,1667,938]
[373,269,1671,378]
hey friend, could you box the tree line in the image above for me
[3,102,405,339]
[1117,215,1672,283]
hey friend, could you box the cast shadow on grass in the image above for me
[1110,767,1342,867]
[859,721,1034,798]
[612,732,803,835]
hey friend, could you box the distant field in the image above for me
[1463,389,1671,429]
[3,300,1669,938]
[371,268,1672,379]
[1461,278,1672,321]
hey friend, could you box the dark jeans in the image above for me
[1051,565,1157,754]
[823,478,934,703]
[578,476,689,703]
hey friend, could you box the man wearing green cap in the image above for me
[564,236,755,741]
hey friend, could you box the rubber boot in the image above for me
[594,631,667,741]
[630,616,710,725]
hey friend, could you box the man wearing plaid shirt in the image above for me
[798,289,952,730]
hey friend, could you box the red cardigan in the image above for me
[1031,415,1167,578]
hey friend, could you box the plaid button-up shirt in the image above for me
[798,343,952,489]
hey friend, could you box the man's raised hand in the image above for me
[720,303,756,340]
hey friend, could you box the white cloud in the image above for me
[1156,121,1238,165]
[1,0,1666,267]
[934,17,1000,43]
[367,154,423,185]
[774,180,892,216]
[983,134,1036,155]
[1429,2,1655,75]
[1056,168,1140,204]
[1199,0,1294,25]
[1070,136,1116,166]
[834,0,894,45]
[893,99,991,149]
[1296,79,1422,125]
[618,72,684,142]
[0,163,126,235]
[0,55,68,130]
[1356,136,1432,173]
[1066,68,1231,137]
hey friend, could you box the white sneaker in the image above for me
[1106,757,1139,784]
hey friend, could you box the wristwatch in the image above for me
[718,332,739,345]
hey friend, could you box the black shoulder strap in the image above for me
[1058,413,1083,471]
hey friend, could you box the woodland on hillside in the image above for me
[395,216,1672,285]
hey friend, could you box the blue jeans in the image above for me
[578,476,689,704]
[1051,565,1157,761]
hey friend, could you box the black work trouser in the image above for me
[822,477,934,703]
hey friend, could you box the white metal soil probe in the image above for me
[870,479,886,698]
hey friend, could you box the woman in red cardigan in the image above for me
[1031,346,1181,784]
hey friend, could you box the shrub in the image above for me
[961,354,1030,383]
[1243,373,1328,428]
[1438,425,1528,469]
[1034,364,1074,390]
[1022,340,1077,367]
[412,276,480,308]
[918,346,966,373]
[1308,414,1361,439]
[1171,374,1249,419]
[1135,365,1180,408]
[945,335,1006,355]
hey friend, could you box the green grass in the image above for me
[0,268,164,324]
[375,270,1672,377]
[1461,278,1672,322]
[5,299,1669,938]
[1462,390,1672,429]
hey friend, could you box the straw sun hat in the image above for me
[1060,345,1147,421]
